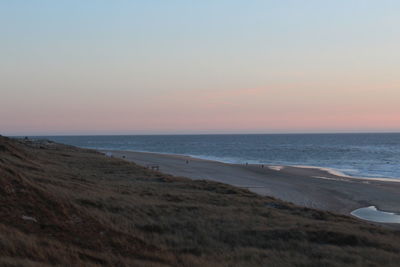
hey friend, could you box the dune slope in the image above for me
[1,136,400,266]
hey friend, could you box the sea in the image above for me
[38,133,400,179]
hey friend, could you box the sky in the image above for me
[1,0,399,135]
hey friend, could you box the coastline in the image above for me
[5,136,400,265]
[100,148,400,182]
[102,149,400,182]
[291,165,400,183]
[103,149,400,218]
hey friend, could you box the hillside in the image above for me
[1,136,400,266]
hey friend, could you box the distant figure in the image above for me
[186,160,189,164]
[245,162,248,166]
[261,164,264,168]
[151,165,159,171]
[122,155,126,159]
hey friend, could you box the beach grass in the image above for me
[1,136,400,266]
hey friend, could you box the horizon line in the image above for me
[5,131,400,137]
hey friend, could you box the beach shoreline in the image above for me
[102,149,400,219]
[4,136,400,265]
[103,149,400,182]
[102,149,400,182]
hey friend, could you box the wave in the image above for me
[103,148,400,180]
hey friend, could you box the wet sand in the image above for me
[104,150,400,216]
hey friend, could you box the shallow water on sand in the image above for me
[351,206,400,223]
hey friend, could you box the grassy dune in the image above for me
[1,136,400,266]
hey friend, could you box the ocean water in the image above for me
[39,134,400,179]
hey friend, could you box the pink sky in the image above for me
[1,1,399,135]
[2,81,399,135]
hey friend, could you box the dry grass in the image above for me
[1,136,400,266]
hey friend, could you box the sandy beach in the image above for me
[6,136,400,266]
[105,150,400,216]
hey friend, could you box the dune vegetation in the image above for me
[1,136,400,266]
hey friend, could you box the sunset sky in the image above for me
[1,1,399,135]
